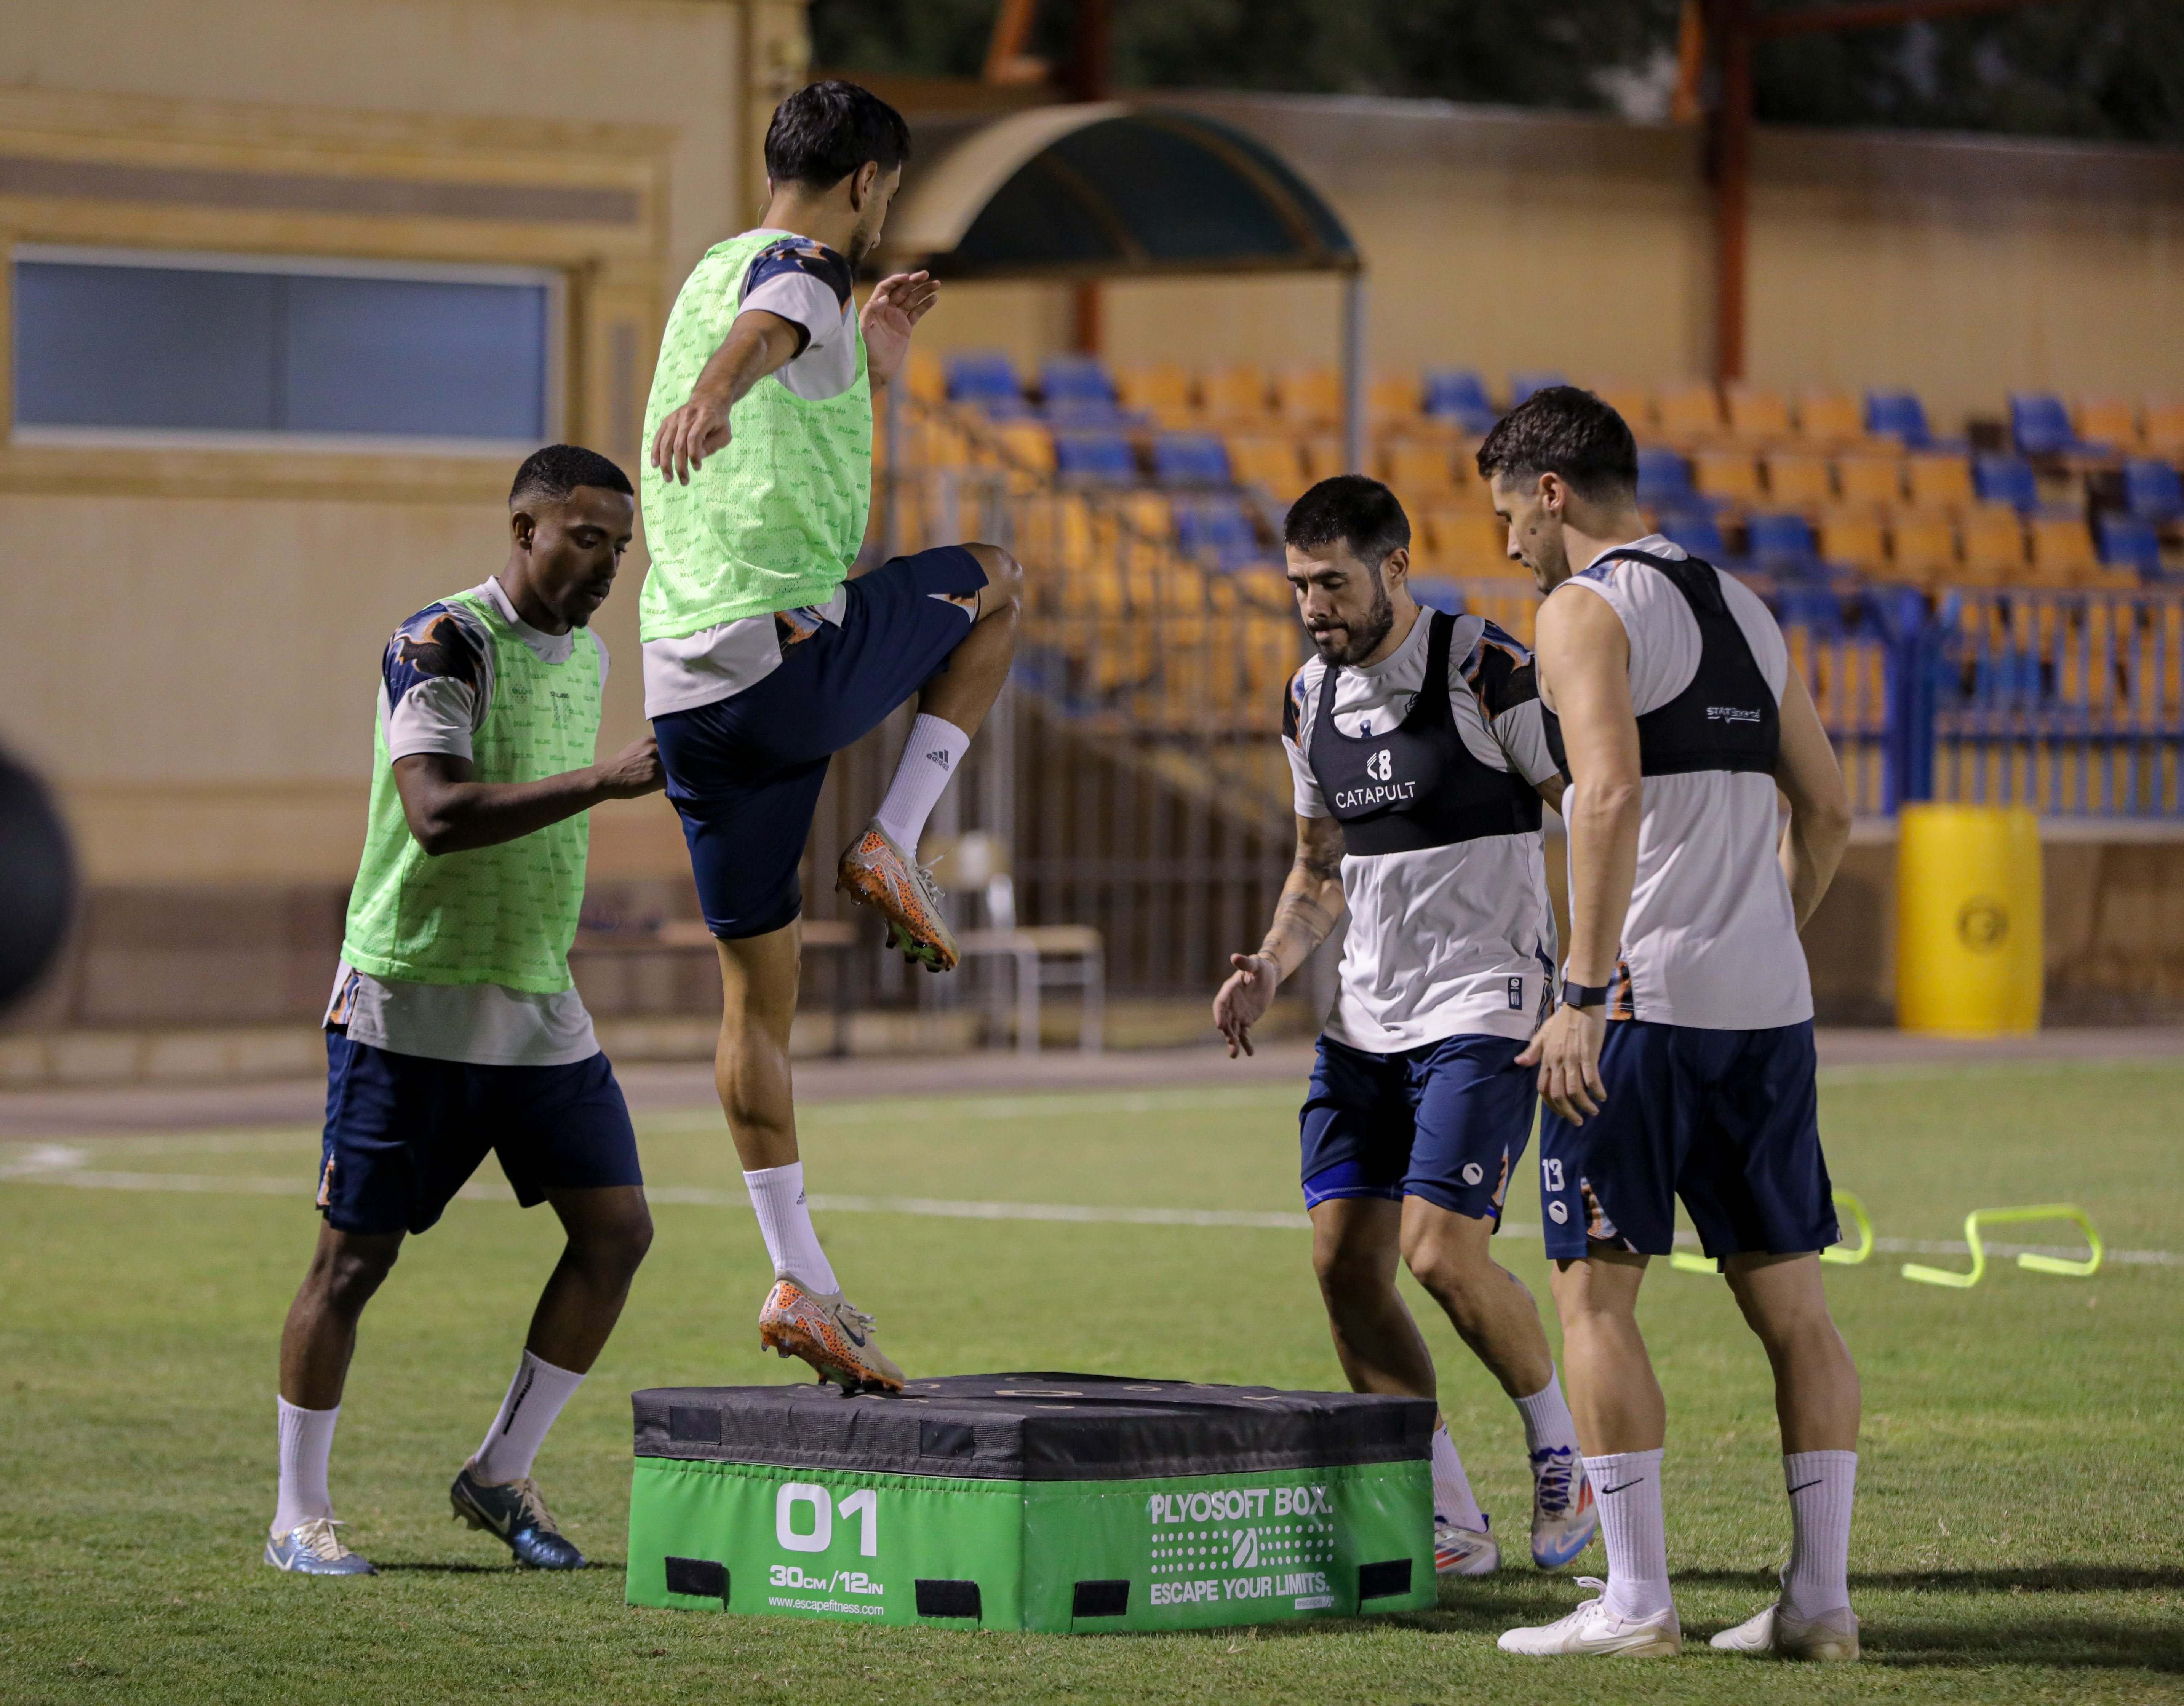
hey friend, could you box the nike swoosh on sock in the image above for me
[1786,1479,1824,1495]
[1599,1480,1646,1496]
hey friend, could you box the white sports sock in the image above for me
[470,1350,587,1486]
[273,1396,339,1535]
[743,1162,839,1292]
[1430,1423,1485,1531]
[1514,1371,1581,1463]
[873,714,970,854]
[1586,1449,1673,1622]
[1780,1450,1857,1619]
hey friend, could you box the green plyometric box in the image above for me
[627,1373,1434,1633]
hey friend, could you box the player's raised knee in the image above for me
[963,542,1023,616]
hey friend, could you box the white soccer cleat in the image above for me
[1434,1515,1500,1577]
[1710,1601,1860,1661]
[1497,1578,1682,1656]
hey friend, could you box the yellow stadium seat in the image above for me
[1303,436,1348,483]
[1236,567,1292,608]
[1201,364,1273,420]
[1818,510,1888,575]
[1118,491,1173,544]
[1765,453,1834,508]
[1907,453,1975,512]
[2143,400,2184,456]
[1425,509,1509,573]
[1890,513,1959,583]
[1592,383,1655,433]
[2075,397,2140,452]
[1835,455,1904,508]
[993,421,1056,478]
[2027,515,2099,587]
[1726,387,1792,441]
[1275,367,1342,427]
[1369,372,1423,426]
[1656,381,1723,441]
[1797,390,1865,444]
[1380,438,1456,496]
[1226,433,1306,498]
[905,347,946,406]
[1959,505,2028,584]
[1116,361,1191,414]
[1692,448,1762,505]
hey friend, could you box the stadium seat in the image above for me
[1656,382,1724,441]
[1200,365,1273,421]
[1369,372,1424,428]
[1041,355,1117,409]
[1225,433,1306,497]
[946,350,1024,408]
[1819,511,1888,577]
[2144,400,2184,456]
[2099,513,2163,578]
[1422,368,1497,433]
[1889,513,1958,583]
[1727,387,1792,441]
[1114,361,1195,428]
[2010,393,2082,457]
[2125,458,2184,521]
[1274,367,1341,427]
[1749,512,1821,577]
[1959,505,2029,583]
[1865,390,1932,448]
[991,421,1057,478]
[1303,437,1347,483]
[1054,432,1137,483]
[2076,397,2140,452]
[1797,390,1866,444]
[1658,507,1729,561]
[1593,383,1654,433]
[1151,432,1231,486]
[1907,453,1975,511]
[1175,496,1260,571]
[1410,578,1465,615]
[1974,454,2039,510]
[1636,447,1695,508]
[1765,453,1834,508]
[1381,438,1457,496]
[906,347,947,406]
[1835,454,1905,508]
[1509,370,1566,407]
[1692,448,1762,505]
[1423,510,1509,574]
[2026,514,2102,587]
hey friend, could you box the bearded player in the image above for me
[642,81,1022,1393]
[1215,476,1597,1579]
[269,446,660,1576]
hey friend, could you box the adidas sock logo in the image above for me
[926,750,952,768]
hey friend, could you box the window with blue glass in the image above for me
[11,247,554,445]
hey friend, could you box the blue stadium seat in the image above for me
[2098,514,2163,579]
[2009,393,2081,457]
[1748,512,1820,577]
[1637,447,1695,508]
[1509,370,1566,407]
[2124,458,2184,522]
[945,350,1023,407]
[1175,497,1260,570]
[1974,454,2039,510]
[1864,390,1931,448]
[1041,354,1116,406]
[1657,508,1728,561]
[1410,579,1465,615]
[1776,586,1847,633]
[1151,433,1231,486]
[1054,432,1137,483]
[1423,368,1496,433]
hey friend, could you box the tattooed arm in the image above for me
[1212,812,1346,1058]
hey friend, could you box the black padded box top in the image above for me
[632,1372,1434,1482]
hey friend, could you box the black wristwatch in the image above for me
[1560,980,1610,1011]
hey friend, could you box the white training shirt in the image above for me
[323,576,605,1067]
[1559,534,1812,1031]
[1283,609,1562,1053]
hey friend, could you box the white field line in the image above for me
[0,1145,2177,1267]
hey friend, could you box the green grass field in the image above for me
[3,1057,2181,1704]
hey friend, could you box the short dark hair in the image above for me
[510,444,632,506]
[1284,475,1410,570]
[1475,386,1639,502]
[764,80,911,190]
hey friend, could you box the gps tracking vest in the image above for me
[1540,550,1780,782]
[1306,610,1543,855]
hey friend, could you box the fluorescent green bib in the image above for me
[341,592,600,994]
[638,230,873,642]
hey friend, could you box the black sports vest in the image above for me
[1541,550,1780,782]
[1307,610,1544,856]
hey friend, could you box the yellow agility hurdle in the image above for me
[1900,1203,2105,1289]
[1670,1191,1874,1274]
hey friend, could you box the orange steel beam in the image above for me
[983,0,1045,84]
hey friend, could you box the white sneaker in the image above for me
[1434,1514,1500,1577]
[1710,1601,1860,1661]
[1497,1578,1682,1656]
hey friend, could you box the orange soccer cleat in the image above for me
[758,1275,906,1395]
[835,821,958,972]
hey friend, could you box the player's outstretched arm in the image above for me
[861,270,938,389]
[1773,662,1853,930]
[649,310,805,486]
[1517,586,1638,1123]
[1212,813,1346,1058]
[392,737,664,856]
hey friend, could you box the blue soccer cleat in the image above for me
[264,1517,376,1576]
[1530,1445,1600,1570]
[449,1465,586,1570]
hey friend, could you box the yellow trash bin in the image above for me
[1895,803,2042,1036]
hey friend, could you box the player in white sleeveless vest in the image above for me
[1214,478,1598,1582]
[1480,390,1861,1661]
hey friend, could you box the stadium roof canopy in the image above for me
[883,103,1358,282]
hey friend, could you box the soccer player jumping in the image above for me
[641,81,1021,1394]
[1482,390,1861,1661]
[270,446,661,1576]
[1215,477,1598,1581]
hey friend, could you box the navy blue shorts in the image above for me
[652,545,988,939]
[317,1032,643,1237]
[1299,1032,1536,1222]
[1537,1019,1837,1262]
